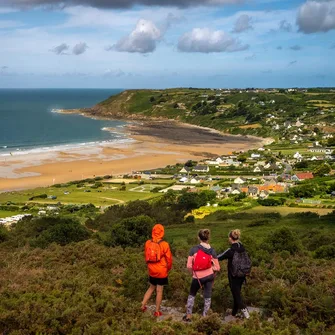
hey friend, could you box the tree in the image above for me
[237,154,247,163]
[295,161,308,169]
[105,215,154,248]
[327,137,335,147]
[314,163,331,177]
[289,184,316,198]
[185,160,196,168]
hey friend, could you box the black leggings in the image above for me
[190,274,215,299]
[228,274,246,315]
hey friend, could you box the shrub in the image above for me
[258,198,285,206]
[286,212,320,220]
[194,313,222,335]
[266,227,301,254]
[184,215,195,223]
[247,219,270,227]
[0,225,8,243]
[9,216,91,248]
[314,244,335,260]
[104,215,154,248]
[28,194,48,201]
[30,219,91,248]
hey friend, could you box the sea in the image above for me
[0,89,131,157]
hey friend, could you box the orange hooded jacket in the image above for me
[145,224,173,279]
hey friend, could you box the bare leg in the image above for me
[141,284,156,308]
[155,285,164,313]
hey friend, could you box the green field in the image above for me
[165,208,335,249]
[0,183,161,206]
[245,205,333,216]
[0,210,21,218]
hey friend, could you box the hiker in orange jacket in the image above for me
[141,224,173,316]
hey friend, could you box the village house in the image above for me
[220,158,241,167]
[193,165,210,173]
[234,177,247,184]
[179,177,188,183]
[291,172,314,182]
[251,153,261,159]
[179,166,191,174]
[253,166,263,173]
[259,190,269,199]
[309,148,333,154]
[293,152,303,160]
[248,186,259,197]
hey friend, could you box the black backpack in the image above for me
[231,246,252,277]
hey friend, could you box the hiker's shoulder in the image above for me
[160,240,170,248]
[210,248,218,258]
[189,245,200,256]
[232,242,246,252]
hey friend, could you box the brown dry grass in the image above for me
[239,123,262,129]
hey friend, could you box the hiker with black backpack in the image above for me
[218,229,251,319]
[183,229,220,322]
[141,224,173,317]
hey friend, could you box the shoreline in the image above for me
[0,118,270,193]
[55,108,274,145]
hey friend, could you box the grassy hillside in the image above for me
[76,88,335,138]
[0,192,335,334]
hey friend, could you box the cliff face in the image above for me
[62,89,189,121]
[81,90,138,119]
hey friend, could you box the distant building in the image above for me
[253,166,263,173]
[193,165,210,173]
[251,153,261,159]
[291,172,314,182]
[179,166,191,174]
[234,177,247,184]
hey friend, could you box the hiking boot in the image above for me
[182,315,192,323]
[141,306,147,312]
[153,311,163,317]
[241,308,250,319]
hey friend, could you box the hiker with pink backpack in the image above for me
[183,229,220,322]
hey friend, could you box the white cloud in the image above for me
[232,14,253,33]
[297,0,335,33]
[177,28,249,53]
[112,19,162,53]
[104,69,126,77]
[0,20,24,29]
[0,8,16,14]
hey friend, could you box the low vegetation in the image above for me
[0,194,334,334]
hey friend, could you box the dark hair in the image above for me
[229,229,241,241]
[198,229,210,242]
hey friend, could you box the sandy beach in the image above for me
[0,121,268,192]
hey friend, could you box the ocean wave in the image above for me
[0,139,135,157]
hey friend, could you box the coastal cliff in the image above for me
[61,90,170,121]
[59,88,335,140]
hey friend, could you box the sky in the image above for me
[0,0,334,88]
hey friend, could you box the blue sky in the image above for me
[0,0,334,88]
